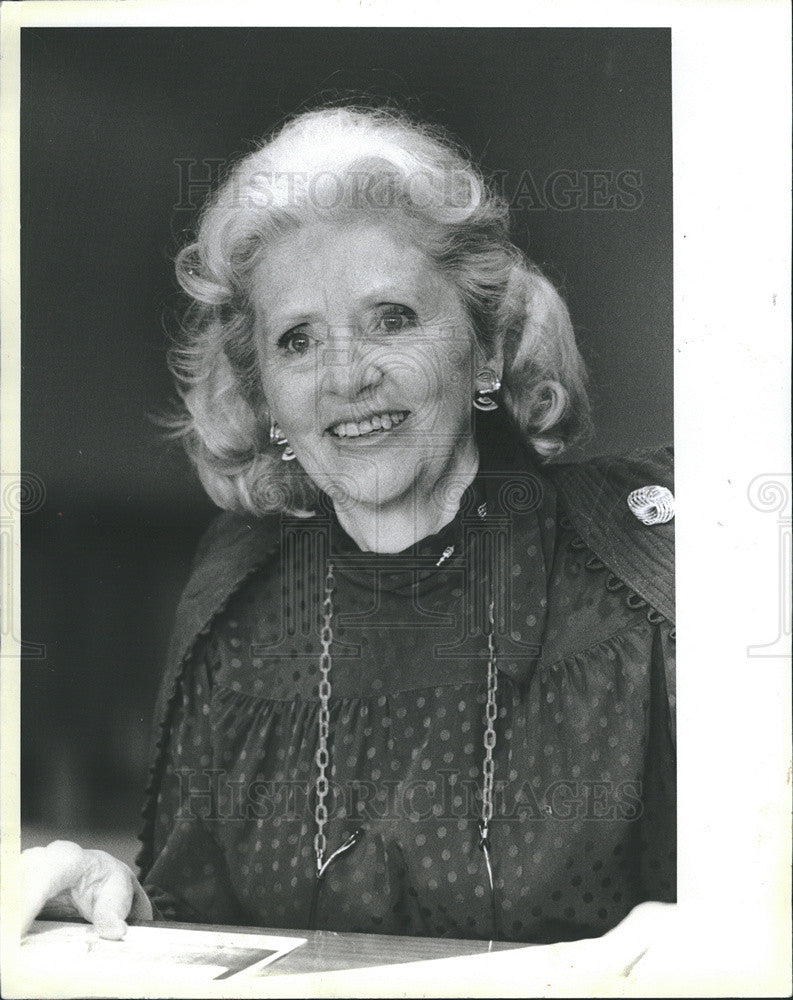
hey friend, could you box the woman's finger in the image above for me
[78,861,135,940]
[21,841,87,934]
[71,854,154,936]
[68,849,147,939]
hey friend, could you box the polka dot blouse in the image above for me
[141,464,676,943]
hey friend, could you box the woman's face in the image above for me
[252,218,488,510]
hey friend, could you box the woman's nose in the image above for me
[320,330,384,398]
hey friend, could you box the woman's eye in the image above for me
[377,305,417,334]
[279,326,313,355]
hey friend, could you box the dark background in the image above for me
[20,27,672,865]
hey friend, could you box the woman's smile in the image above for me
[327,410,410,439]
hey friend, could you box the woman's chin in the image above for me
[321,474,415,512]
[299,445,422,508]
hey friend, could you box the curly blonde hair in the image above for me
[167,105,591,516]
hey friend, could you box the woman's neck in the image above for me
[332,441,479,553]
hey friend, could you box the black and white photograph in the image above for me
[1,3,789,996]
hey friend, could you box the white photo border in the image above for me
[1,1,790,996]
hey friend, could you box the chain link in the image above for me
[481,596,499,839]
[313,562,335,872]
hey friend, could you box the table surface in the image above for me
[34,917,527,976]
[157,919,526,975]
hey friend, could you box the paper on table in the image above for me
[22,921,306,982]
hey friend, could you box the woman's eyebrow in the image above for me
[356,282,429,307]
[260,286,428,333]
[258,305,324,336]
[365,256,450,301]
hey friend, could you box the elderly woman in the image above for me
[23,106,675,945]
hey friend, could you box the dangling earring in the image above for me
[473,369,501,412]
[269,419,296,461]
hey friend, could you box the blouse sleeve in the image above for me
[140,633,249,925]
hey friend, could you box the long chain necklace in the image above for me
[307,561,363,929]
[480,597,499,933]
[308,553,501,935]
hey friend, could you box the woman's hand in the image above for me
[22,840,153,939]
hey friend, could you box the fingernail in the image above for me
[95,920,128,940]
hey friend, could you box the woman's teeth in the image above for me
[330,411,408,437]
